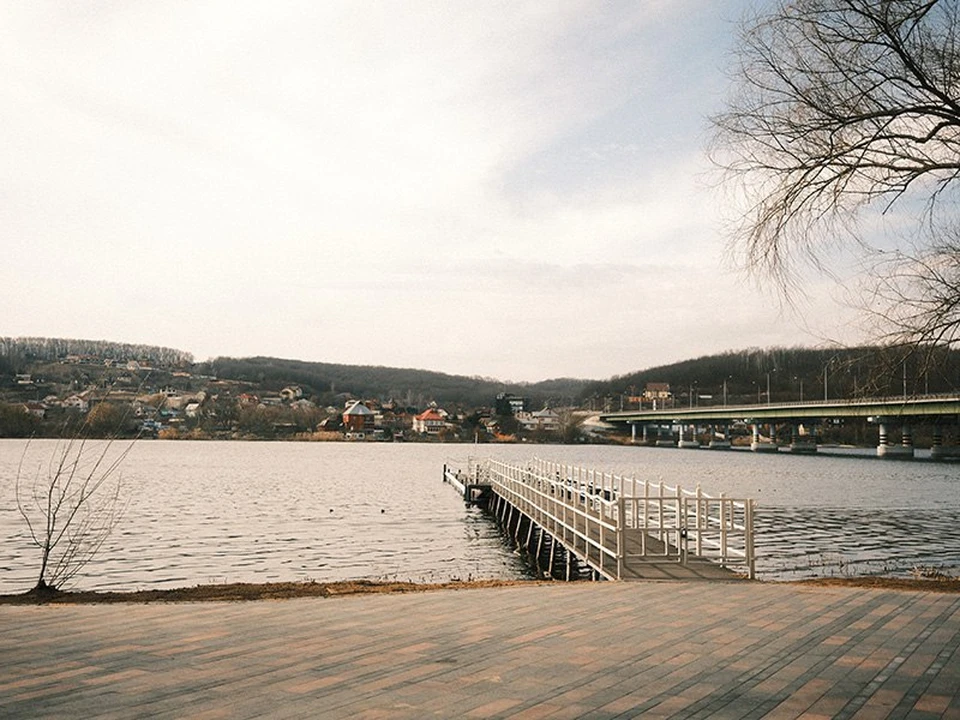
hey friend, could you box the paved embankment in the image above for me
[2,581,958,719]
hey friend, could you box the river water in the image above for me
[1,439,958,593]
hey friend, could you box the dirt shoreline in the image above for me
[2,575,959,605]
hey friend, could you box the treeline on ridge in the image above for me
[195,356,590,408]
[582,346,960,406]
[0,337,193,371]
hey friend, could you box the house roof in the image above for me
[343,401,374,416]
[415,408,445,421]
[532,408,559,418]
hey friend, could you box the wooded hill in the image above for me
[0,338,589,409]
[194,356,589,409]
[582,346,960,408]
[4,337,958,412]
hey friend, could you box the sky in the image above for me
[0,1,868,382]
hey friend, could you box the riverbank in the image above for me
[2,574,959,605]
[0,578,538,605]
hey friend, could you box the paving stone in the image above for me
[2,582,959,719]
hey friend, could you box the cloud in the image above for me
[0,1,866,382]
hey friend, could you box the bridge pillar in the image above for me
[708,423,731,449]
[678,423,700,448]
[631,423,637,444]
[655,423,674,447]
[931,425,960,459]
[876,421,914,458]
[788,423,817,453]
[751,422,778,452]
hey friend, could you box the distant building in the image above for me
[237,393,259,407]
[519,408,560,432]
[495,393,529,416]
[63,394,90,413]
[413,407,448,435]
[280,386,303,402]
[21,402,46,418]
[643,383,671,399]
[342,401,375,432]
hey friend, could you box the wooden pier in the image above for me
[444,458,755,581]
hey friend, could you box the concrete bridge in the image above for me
[599,394,960,459]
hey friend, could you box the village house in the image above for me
[342,400,375,433]
[21,401,46,418]
[280,386,302,402]
[237,393,259,407]
[519,407,561,433]
[63,394,90,413]
[412,407,448,435]
[495,392,529,416]
[643,382,672,408]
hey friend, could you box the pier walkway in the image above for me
[3,581,959,718]
[445,458,754,581]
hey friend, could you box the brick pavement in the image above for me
[2,581,959,719]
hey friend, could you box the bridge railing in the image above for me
[483,457,755,579]
[486,458,623,579]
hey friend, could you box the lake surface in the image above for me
[2,439,959,593]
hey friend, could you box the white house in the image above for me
[63,394,90,413]
[519,408,561,432]
[413,408,448,435]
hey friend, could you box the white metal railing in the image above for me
[483,457,755,580]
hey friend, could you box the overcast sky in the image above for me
[1,1,866,382]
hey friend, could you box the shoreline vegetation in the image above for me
[2,575,959,605]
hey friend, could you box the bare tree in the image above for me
[712,0,960,348]
[15,436,132,595]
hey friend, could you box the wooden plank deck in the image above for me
[521,498,745,581]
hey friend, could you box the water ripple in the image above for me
[2,440,958,591]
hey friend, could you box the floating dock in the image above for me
[445,457,755,581]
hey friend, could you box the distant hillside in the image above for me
[196,356,589,408]
[0,336,193,371]
[7,337,954,413]
[581,346,960,407]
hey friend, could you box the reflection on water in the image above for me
[1,440,958,592]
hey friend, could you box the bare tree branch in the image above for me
[14,385,142,594]
[712,0,960,331]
